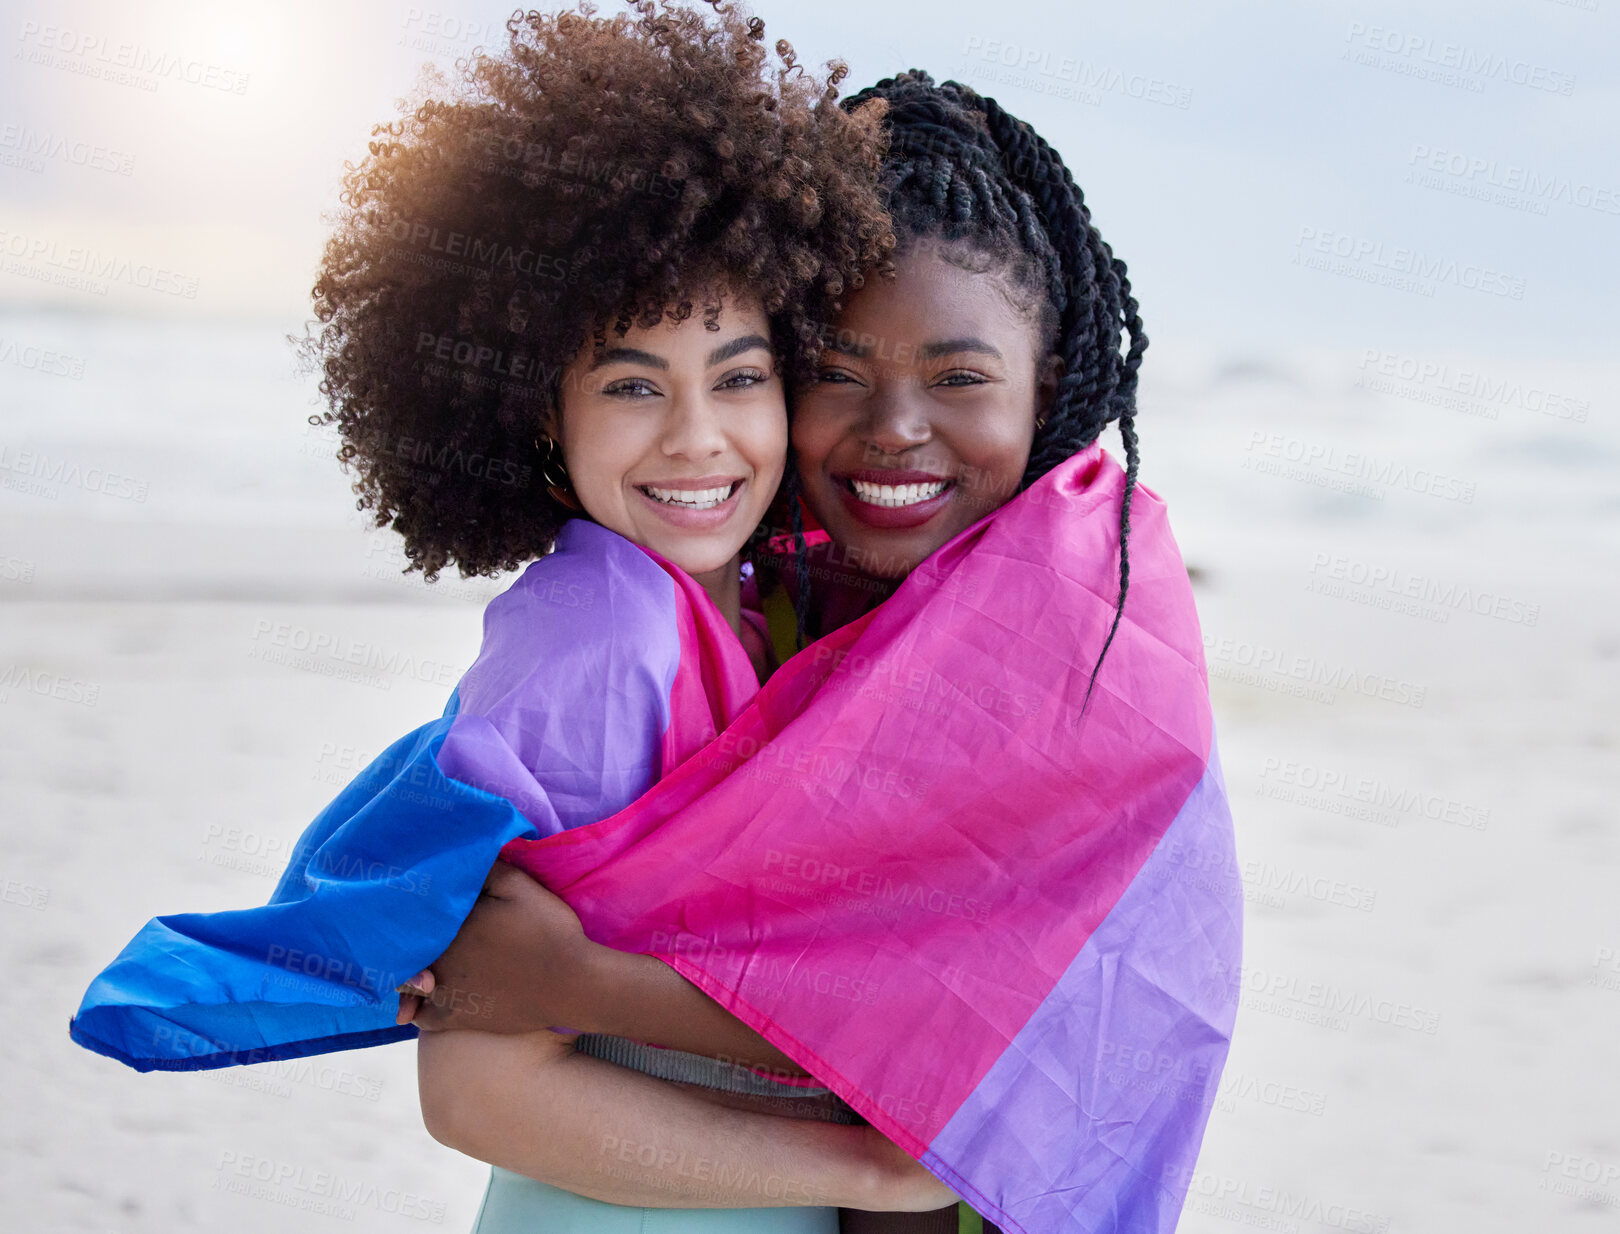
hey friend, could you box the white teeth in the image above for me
[849,478,949,508]
[643,484,734,510]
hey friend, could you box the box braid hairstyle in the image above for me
[303,0,892,581]
[783,69,1145,708]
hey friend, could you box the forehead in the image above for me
[607,287,769,346]
[832,245,1034,344]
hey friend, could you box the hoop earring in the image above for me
[537,436,581,510]
[1035,415,1048,430]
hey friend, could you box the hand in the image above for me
[395,969,436,1026]
[401,860,601,1034]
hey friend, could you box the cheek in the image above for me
[562,406,638,499]
[728,398,787,481]
[949,410,1035,494]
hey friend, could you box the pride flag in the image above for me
[70,445,1240,1233]
[69,518,757,1070]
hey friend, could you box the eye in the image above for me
[815,367,862,385]
[602,377,660,398]
[935,370,990,387]
[717,367,770,390]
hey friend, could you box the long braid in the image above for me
[783,461,813,648]
[842,71,1147,705]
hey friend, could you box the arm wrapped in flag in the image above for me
[68,520,758,1071]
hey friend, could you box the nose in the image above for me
[660,388,728,462]
[859,383,932,456]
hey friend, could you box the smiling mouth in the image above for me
[637,480,742,511]
[843,477,952,508]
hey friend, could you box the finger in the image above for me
[395,969,435,997]
[396,992,419,1026]
[412,995,449,1032]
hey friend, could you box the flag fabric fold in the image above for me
[69,446,1240,1233]
[68,518,755,1071]
[499,446,1241,1233]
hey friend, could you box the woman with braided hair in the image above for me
[418,69,1238,1234]
[772,67,1147,683]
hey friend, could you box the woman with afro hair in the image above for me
[69,2,964,1231]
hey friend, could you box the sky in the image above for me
[0,0,1615,364]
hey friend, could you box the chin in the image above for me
[661,548,733,579]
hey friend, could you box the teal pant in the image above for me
[471,1165,841,1232]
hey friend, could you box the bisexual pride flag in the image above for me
[69,517,761,1071]
[70,445,1240,1233]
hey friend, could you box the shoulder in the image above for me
[459,520,683,714]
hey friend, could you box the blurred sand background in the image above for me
[3,1,1617,1232]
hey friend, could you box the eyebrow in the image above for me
[590,346,666,371]
[706,334,772,366]
[920,337,1003,361]
[824,336,1004,360]
[589,334,773,371]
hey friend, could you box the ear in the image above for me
[1036,352,1064,424]
[538,402,562,443]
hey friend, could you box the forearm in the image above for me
[417,1029,920,1209]
[576,946,809,1078]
